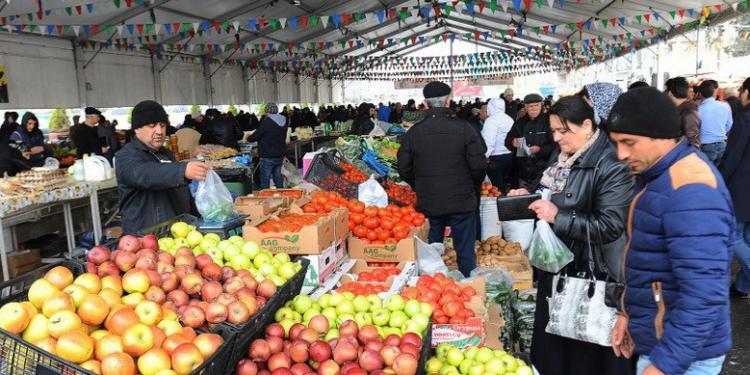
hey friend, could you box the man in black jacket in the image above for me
[504,93,556,190]
[116,100,210,234]
[397,82,487,277]
[199,109,243,149]
[0,141,31,177]
[246,102,288,189]
[73,107,109,158]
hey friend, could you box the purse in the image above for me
[496,194,541,221]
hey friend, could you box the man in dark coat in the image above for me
[666,77,701,148]
[397,81,487,277]
[200,109,243,149]
[504,93,556,190]
[0,141,31,177]
[116,100,210,234]
[246,103,288,189]
[73,107,108,158]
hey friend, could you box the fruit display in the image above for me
[400,274,478,325]
[425,344,533,375]
[480,182,502,197]
[256,212,327,233]
[339,162,368,184]
[0,264,225,375]
[384,181,416,206]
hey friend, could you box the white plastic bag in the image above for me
[502,219,534,250]
[525,220,574,273]
[281,158,303,187]
[358,175,388,207]
[416,237,449,275]
[195,170,235,222]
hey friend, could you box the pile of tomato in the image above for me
[340,162,368,184]
[384,181,417,206]
[302,191,350,214]
[337,281,389,296]
[357,267,401,282]
[257,212,325,233]
[257,189,305,199]
[367,262,396,267]
[401,273,478,324]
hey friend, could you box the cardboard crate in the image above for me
[483,302,507,350]
[234,196,285,219]
[429,277,488,349]
[255,188,309,208]
[0,249,40,278]
[347,222,428,262]
[243,212,335,254]
[301,239,348,290]
[290,205,349,245]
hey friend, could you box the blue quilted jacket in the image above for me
[622,140,734,375]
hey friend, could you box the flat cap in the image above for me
[523,93,544,104]
[423,81,452,99]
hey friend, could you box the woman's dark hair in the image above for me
[741,77,750,94]
[21,112,40,133]
[576,87,589,99]
[726,96,742,124]
[548,95,597,132]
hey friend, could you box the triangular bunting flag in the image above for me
[72,25,80,36]
[321,16,329,28]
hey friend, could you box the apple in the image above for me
[426,358,444,374]
[167,289,190,308]
[227,301,251,324]
[118,235,140,252]
[80,359,102,374]
[22,313,49,343]
[162,333,191,355]
[134,300,163,325]
[372,309,390,327]
[171,343,204,374]
[94,334,124,361]
[115,250,138,272]
[47,310,81,338]
[136,256,157,271]
[78,294,110,326]
[180,305,205,328]
[436,343,453,361]
[318,359,340,375]
[44,265,75,290]
[335,300,355,316]
[73,273,102,294]
[55,330,93,364]
[121,292,145,307]
[229,254,253,270]
[101,352,136,375]
[139,234,159,250]
[137,347,171,375]
[388,311,408,329]
[241,241,260,258]
[0,302,30,334]
[205,302,228,324]
[122,323,155,357]
[28,279,59,309]
[19,301,37,318]
[216,293,238,306]
[87,245,112,266]
[181,273,203,295]
[104,306,139,336]
[292,295,313,314]
[267,352,292,371]
[41,291,75,318]
[100,275,122,294]
[120,269,149,294]
[193,333,222,359]
[158,319,183,337]
[171,222,191,238]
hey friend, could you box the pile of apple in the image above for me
[237,321,423,375]
[85,235,281,329]
[425,344,533,375]
[273,294,431,340]
[0,265,224,375]
[401,273,478,325]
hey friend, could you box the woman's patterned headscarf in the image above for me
[585,82,623,124]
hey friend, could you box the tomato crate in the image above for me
[0,261,235,375]
[225,257,310,375]
[303,150,360,199]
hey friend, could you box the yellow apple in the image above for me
[19,301,38,318]
[122,323,155,357]
[101,352,136,375]
[90,329,109,342]
[95,334,124,361]
[63,284,90,308]
[162,308,178,322]
[35,337,57,355]
[74,273,102,294]
[80,359,102,374]
[101,276,123,295]
[135,301,163,326]
[104,306,139,336]
[170,343,204,375]
[44,265,74,290]
[78,294,110,326]
[122,269,151,294]
[47,310,82,338]
[28,279,59,308]
[138,347,172,375]
[157,319,183,337]
[154,370,178,375]
[42,292,75,318]
[98,288,122,307]
[121,292,145,308]
[0,302,30,334]
[22,313,49,343]
[56,331,94,364]
[192,333,223,359]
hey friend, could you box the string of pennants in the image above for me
[0,0,745,41]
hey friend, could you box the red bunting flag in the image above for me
[172,23,180,33]
[348,40,354,47]
[212,22,221,32]
[610,18,617,26]
[433,6,442,16]
[135,24,144,34]
[342,13,352,25]
[75,5,83,15]
[479,1,486,13]
[125,0,133,7]
[92,25,99,34]
[576,21,584,30]
[523,0,532,10]
[678,9,685,18]
[644,14,651,22]
[388,9,397,19]
[36,11,43,20]
[543,25,549,33]
[299,16,309,28]
[442,34,449,41]
[715,4,722,12]
[317,41,324,49]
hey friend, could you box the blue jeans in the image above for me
[701,142,726,166]
[637,355,725,375]
[733,221,750,293]
[487,154,513,192]
[259,157,284,189]
[427,212,477,277]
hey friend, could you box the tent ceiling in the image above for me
[0,0,741,77]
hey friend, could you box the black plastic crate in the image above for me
[303,150,360,199]
[0,260,85,304]
[137,213,200,238]
[417,323,434,375]
[138,214,246,240]
[225,257,310,375]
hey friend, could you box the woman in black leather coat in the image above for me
[509,95,635,375]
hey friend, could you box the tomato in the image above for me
[350,213,364,225]
[359,272,374,282]
[412,216,425,227]
[366,229,379,241]
[434,315,450,324]
[364,207,379,218]
[380,218,395,231]
[376,230,391,241]
[377,208,390,218]
[353,225,368,238]
[392,229,409,241]
[442,301,462,317]
[363,217,379,229]
[349,201,365,214]
[461,286,477,298]
[449,316,465,324]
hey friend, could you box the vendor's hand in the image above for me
[30,146,44,154]
[507,188,530,196]
[642,365,664,375]
[101,146,110,154]
[529,145,541,154]
[529,199,558,223]
[185,161,210,181]
[612,315,634,359]
[512,138,520,148]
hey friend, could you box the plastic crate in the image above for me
[137,213,200,238]
[303,150,360,199]
[416,323,434,375]
[197,215,247,239]
[0,260,235,375]
[225,257,310,375]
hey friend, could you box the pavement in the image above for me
[721,297,750,374]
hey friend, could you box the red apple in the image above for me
[309,340,332,362]
[392,353,417,375]
[380,345,400,367]
[255,296,267,308]
[216,293,237,306]
[222,266,236,280]
[200,281,223,302]
[171,343,205,375]
[174,265,193,280]
[114,251,137,272]
[202,263,222,281]
[97,261,120,277]
[180,305,206,328]
[290,363,312,375]
[240,296,258,316]
[267,336,283,354]
[235,287,255,300]
[399,332,422,349]
[227,301,250,324]
[205,302,228,324]
[384,334,401,347]
[161,273,179,292]
[236,359,259,375]
[249,339,271,361]
[240,274,258,290]
[288,339,309,363]
[339,320,359,338]
[175,255,196,269]
[267,352,291,371]
[87,245,111,265]
[365,340,384,353]
[145,286,166,304]
[146,270,162,287]
[158,252,175,265]
[140,234,159,251]
[181,273,203,295]
[257,280,277,298]
[118,235,140,252]
[157,261,175,274]
[85,262,99,274]
[288,323,305,341]
[357,325,379,344]
[317,359,340,375]
[223,276,245,294]
[167,289,189,307]
[333,341,358,365]
[265,323,285,338]
[193,333,223,359]
[195,254,213,270]
[135,256,156,271]
[136,248,157,261]
[399,343,419,359]
[298,328,319,344]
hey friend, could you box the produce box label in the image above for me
[303,240,347,288]
[432,317,486,349]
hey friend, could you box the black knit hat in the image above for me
[84,107,101,116]
[131,100,169,129]
[607,87,681,139]
[423,81,451,98]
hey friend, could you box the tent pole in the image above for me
[449,37,454,88]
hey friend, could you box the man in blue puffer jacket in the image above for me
[608,88,734,375]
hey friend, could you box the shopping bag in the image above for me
[416,237,449,275]
[195,170,235,222]
[358,175,388,207]
[525,220,574,273]
[281,158,303,186]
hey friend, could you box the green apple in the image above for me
[270,258,281,269]
[278,263,297,280]
[223,244,242,260]
[229,254,252,270]
[204,233,221,242]
[341,292,355,301]
[484,357,505,374]
[404,299,421,318]
[335,300,355,316]
[436,343,453,361]
[200,238,218,251]
[385,295,405,311]
[376,326,386,338]
[170,222,190,238]
[192,247,205,255]
[420,302,434,317]
[516,365,534,375]
[412,314,430,332]
[475,347,494,364]
[464,347,479,360]
[273,253,291,264]
[228,235,244,245]
[258,263,277,276]
[329,293,344,307]
[279,319,295,336]
[302,309,321,322]
[173,238,189,250]
[468,363,485,375]
[354,312,372,327]
[383,327,401,337]
[275,307,295,322]
[186,230,203,247]
[401,320,423,335]
[324,328,339,341]
[426,358,444,374]
[217,240,232,251]
[159,237,175,251]
[352,296,369,313]
[291,311,302,323]
[446,348,464,367]
[459,359,474,374]
[318,294,333,309]
[499,355,517,372]
[439,365,458,375]
[388,310,408,328]
[372,309,390,327]
[321,307,337,324]
[241,241,260,259]
[367,295,382,311]
[336,314,355,327]
[253,253,273,268]
[493,349,506,358]
[207,247,223,260]
[293,296,314,314]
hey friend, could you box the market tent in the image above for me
[0,0,742,109]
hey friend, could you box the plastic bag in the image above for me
[416,237,449,275]
[281,158,303,187]
[358,175,388,207]
[502,219,534,250]
[195,170,235,222]
[469,267,514,290]
[525,220,574,273]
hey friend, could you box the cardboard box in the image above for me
[302,239,348,290]
[243,212,335,254]
[234,196,285,219]
[347,222,428,262]
[0,249,41,278]
[255,188,309,208]
[483,302,507,350]
[290,206,349,244]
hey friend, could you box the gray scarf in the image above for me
[540,129,601,193]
